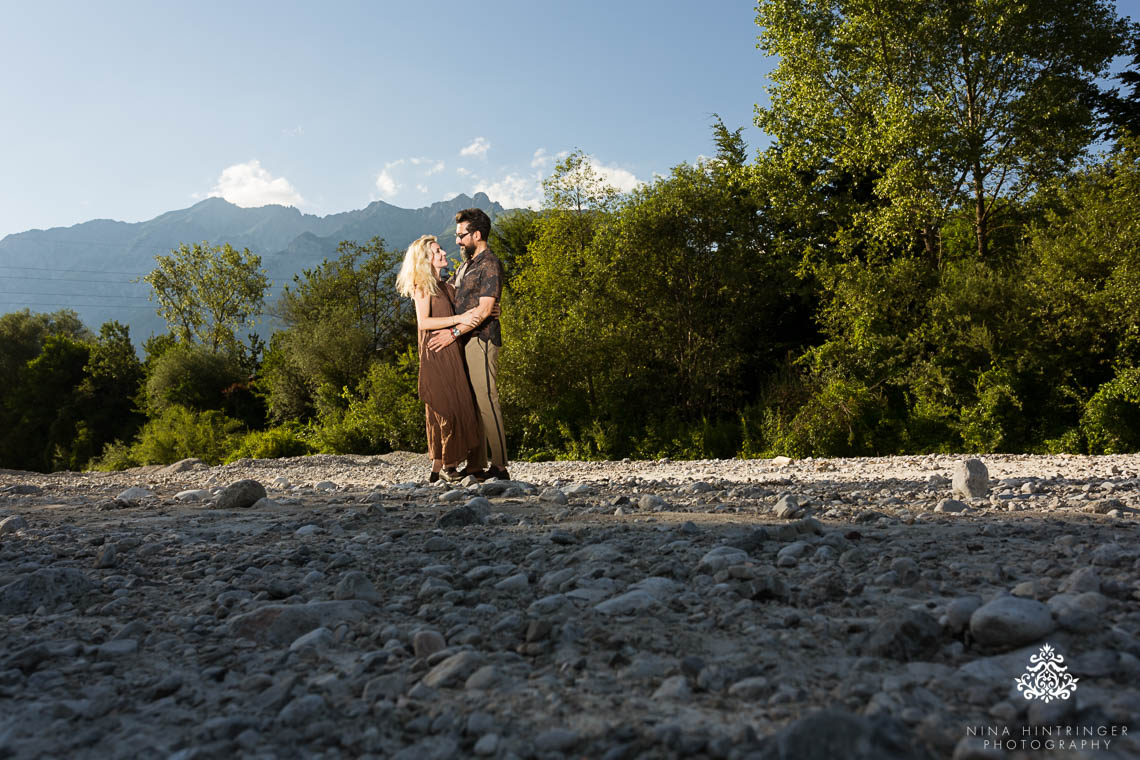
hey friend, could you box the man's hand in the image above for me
[427,329,456,352]
[490,302,501,319]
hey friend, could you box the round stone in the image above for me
[969,596,1055,648]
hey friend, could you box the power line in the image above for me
[1,301,158,311]
[0,265,146,276]
[0,291,151,300]
[0,264,297,280]
[0,275,142,286]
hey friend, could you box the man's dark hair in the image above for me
[455,208,491,242]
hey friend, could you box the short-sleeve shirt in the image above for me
[451,248,503,346]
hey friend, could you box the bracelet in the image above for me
[451,326,462,338]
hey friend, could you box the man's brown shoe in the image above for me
[484,465,511,481]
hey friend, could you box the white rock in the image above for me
[116,487,155,503]
[0,515,28,535]
[174,489,211,502]
[289,627,336,651]
[935,498,969,513]
[539,488,568,505]
[969,596,1054,648]
[952,459,989,498]
[696,546,750,574]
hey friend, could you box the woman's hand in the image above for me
[459,309,482,328]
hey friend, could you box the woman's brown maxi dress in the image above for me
[418,282,481,464]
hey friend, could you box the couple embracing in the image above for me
[396,208,510,483]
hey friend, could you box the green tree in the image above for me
[0,310,91,470]
[73,321,146,465]
[13,335,91,471]
[500,150,625,455]
[489,208,542,286]
[1093,29,1140,142]
[144,343,246,414]
[501,132,815,458]
[263,237,413,422]
[143,241,269,354]
[1017,135,1140,446]
[755,0,1129,259]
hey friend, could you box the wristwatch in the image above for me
[451,326,462,338]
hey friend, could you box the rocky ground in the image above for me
[0,452,1138,760]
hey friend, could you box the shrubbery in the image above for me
[132,405,244,465]
[1082,367,1140,454]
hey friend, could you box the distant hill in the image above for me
[0,193,509,346]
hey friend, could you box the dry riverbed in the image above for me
[1,452,1138,759]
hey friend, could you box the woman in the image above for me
[396,235,483,482]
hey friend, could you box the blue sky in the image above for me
[1,1,1137,239]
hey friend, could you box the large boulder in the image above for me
[215,479,267,509]
[970,596,1055,649]
[952,459,989,498]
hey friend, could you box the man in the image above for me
[427,208,509,480]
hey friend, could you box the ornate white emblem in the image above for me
[1015,643,1079,702]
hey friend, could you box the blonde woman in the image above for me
[396,235,483,482]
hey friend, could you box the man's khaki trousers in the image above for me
[464,337,507,469]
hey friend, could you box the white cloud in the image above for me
[474,173,543,210]
[586,156,641,193]
[456,167,471,177]
[282,125,304,137]
[375,169,399,198]
[409,157,446,175]
[460,137,491,158]
[531,148,572,170]
[416,184,429,193]
[207,160,304,207]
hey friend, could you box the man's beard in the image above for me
[461,242,476,258]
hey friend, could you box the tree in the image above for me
[1093,28,1140,142]
[501,132,815,458]
[500,150,625,455]
[489,208,542,286]
[0,310,91,470]
[263,237,413,421]
[143,242,269,354]
[74,321,146,464]
[755,0,1129,259]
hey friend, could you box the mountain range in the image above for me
[0,193,509,346]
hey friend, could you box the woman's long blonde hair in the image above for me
[396,234,441,298]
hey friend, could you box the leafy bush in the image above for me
[91,439,140,471]
[132,405,244,465]
[764,378,887,457]
[1043,428,1085,455]
[1081,367,1140,454]
[958,367,1024,453]
[145,343,245,413]
[226,426,314,462]
[311,354,425,455]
